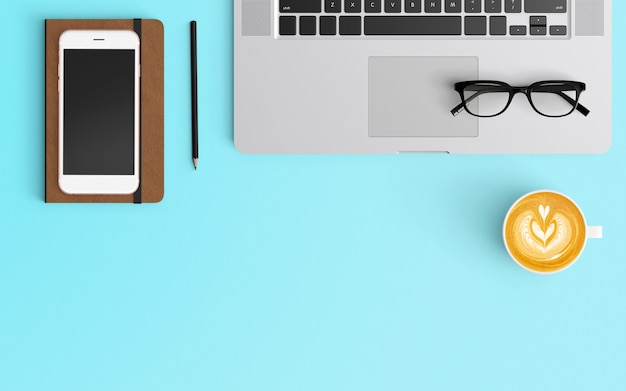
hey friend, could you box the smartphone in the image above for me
[58,30,140,195]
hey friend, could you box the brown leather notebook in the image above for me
[45,19,164,203]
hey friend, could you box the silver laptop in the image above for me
[234,0,611,154]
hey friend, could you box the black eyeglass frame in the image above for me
[451,80,590,118]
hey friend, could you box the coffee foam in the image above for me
[504,191,586,273]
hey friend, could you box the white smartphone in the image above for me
[58,30,140,195]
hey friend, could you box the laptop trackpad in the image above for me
[368,56,478,137]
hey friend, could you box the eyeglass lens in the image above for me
[529,82,579,117]
[462,82,510,117]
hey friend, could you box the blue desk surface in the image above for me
[2,1,625,390]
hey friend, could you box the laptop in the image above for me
[234,0,611,154]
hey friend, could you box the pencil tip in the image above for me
[193,158,198,170]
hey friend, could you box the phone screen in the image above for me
[63,49,135,175]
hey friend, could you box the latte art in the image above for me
[504,191,586,273]
[516,207,573,260]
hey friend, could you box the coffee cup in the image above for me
[503,190,602,274]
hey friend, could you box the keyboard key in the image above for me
[525,0,566,13]
[405,0,421,12]
[465,0,481,13]
[366,0,382,12]
[300,16,317,35]
[530,16,547,26]
[385,0,401,13]
[485,0,501,13]
[364,16,461,35]
[465,16,486,35]
[530,26,547,35]
[510,25,527,35]
[280,0,322,13]
[279,16,296,35]
[504,0,521,13]
[445,0,461,13]
[424,0,442,13]
[339,16,361,35]
[489,16,506,35]
[320,16,337,35]
[345,0,361,12]
[550,25,567,35]
[325,0,342,12]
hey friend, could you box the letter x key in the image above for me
[345,0,362,12]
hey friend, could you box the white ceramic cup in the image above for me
[503,190,602,274]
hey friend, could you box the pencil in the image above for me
[191,20,198,169]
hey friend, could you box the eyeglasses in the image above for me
[451,80,590,118]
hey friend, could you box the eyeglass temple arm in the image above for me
[451,90,591,117]
[450,88,500,116]
[556,91,590,116]
[451,100,470,117]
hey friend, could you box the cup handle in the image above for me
[587,226,603,239]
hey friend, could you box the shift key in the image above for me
[280,0,322,13]
[524,0,566,13]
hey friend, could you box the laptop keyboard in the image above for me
[278,0,569,38]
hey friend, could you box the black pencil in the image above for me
[191,20,198,169]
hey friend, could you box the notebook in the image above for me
[234,0,611,154]
[45,19,164,203]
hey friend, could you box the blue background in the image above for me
[1,1,625,390]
